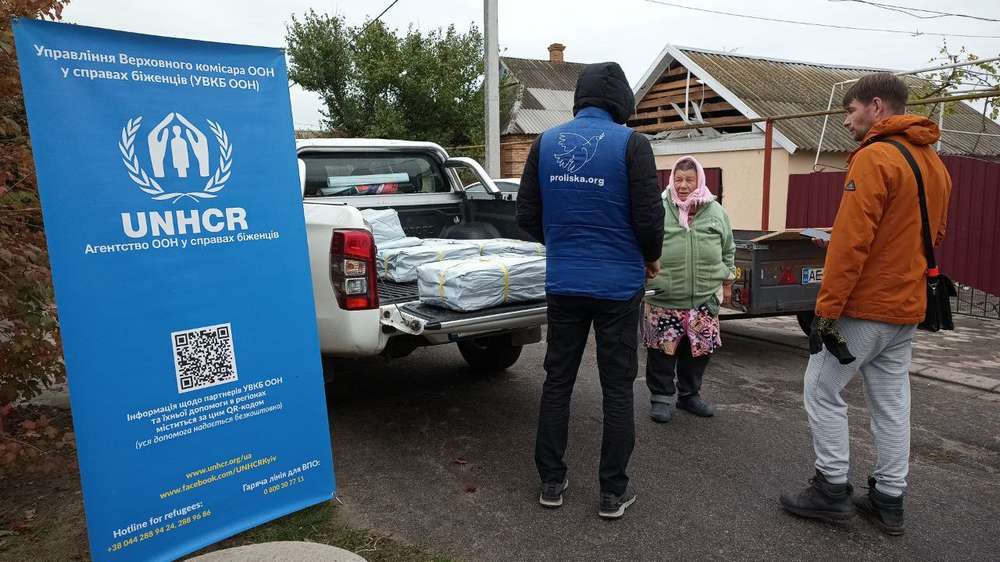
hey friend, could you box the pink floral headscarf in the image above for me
[665,155,715,230]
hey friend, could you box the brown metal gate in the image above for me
[786,155,1000,319]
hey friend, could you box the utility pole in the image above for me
[484,0,500,178]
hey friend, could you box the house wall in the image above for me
[654,149,847,231]
[500,134,536,179]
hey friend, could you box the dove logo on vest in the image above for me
[550,131,607,187]
[118,112,249,240]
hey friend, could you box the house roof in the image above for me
[634,45,1000,156]
[501,57,586,135]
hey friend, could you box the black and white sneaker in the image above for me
[539,479,569,508]
[598,485,636,519]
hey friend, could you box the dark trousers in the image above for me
[535,291,641,496]
[646,339,710,400]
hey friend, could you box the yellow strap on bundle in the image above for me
[479,257,511,304]
[436,261,462,303]
[437,270,447,301]
[499,260,510,303]
[436,258,510,306]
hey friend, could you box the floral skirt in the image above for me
[641,303,722,357]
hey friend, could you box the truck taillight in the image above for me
[331,229,379,311]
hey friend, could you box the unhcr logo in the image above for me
[119,112,233,203]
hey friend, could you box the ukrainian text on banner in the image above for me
[13,19,334,561]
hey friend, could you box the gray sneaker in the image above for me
[677,395,715,417]
[650,400,673,423]
[539,479,569,508]
[598,485,636,519]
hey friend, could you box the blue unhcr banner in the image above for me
[13,19,334,561]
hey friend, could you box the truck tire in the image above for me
[796,311,816,336]
[458,336,523,371]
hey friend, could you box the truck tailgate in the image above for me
[379,282,655,336]
[396,300,548,331]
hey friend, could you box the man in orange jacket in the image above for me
[780,73,951,536]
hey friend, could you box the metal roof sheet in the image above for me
[504,109,574,135]
[525,88,575,111]
[679,48,1000,156]
[500,57,586,91]
[501,57,587,135]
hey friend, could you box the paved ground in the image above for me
[326,320,1000,562]
[722,314,1000,392]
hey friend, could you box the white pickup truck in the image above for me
[296,138,545,372]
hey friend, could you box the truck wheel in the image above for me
[796,311,816,336]
[458,336,523,371]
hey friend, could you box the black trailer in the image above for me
[725,229,829,334]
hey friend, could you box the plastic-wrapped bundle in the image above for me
[417,255,547,312]
[377,241,480,283]
[423,238,545,257]
[378,236,423,250]
[475,238,545,257]
[361,208,406,244]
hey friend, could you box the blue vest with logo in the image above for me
[538,106,644,299]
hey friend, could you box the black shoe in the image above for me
[539,478,568,508]
[650,400,673,423]
[853,477,905,536]
[598,485,636,519]
[677,396,715,417]
[780,470,855,523]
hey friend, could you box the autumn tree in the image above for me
[0,0,70,418]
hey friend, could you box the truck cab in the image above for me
[297,139,544,371]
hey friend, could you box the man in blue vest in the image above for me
[517,61,665,519]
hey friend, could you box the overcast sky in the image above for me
[62,0,1000,130]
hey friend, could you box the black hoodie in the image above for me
[516,62,664,264]
[573,62,636,124]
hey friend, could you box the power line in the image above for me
[352,0,402,46]
[642,0,1000,39]
[829,1,1000,23]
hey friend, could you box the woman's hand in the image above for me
[645,260,661,279]
[722,281,733,307]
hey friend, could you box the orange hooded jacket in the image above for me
[815,115,952,325]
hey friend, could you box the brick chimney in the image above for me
[548,43,566,64]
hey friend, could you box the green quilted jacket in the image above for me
[646,191,736,315]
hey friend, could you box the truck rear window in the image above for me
[301,152,449,197]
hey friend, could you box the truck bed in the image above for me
[378,280,421,304]
[378,279,545,331]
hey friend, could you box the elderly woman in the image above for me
[644,155,736,422]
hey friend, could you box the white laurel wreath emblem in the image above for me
[119,116,233,203]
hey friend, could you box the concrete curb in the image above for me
[909,366,1000,393]
[186,541,367,561]
[722,330,1000,395]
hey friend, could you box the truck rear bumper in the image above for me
[380,299,547,338]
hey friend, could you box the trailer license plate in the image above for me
[802,267,824,285]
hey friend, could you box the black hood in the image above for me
[572,62,635,125]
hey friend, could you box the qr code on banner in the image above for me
[171,323,239,394]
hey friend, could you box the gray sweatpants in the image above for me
[803,316,916,497]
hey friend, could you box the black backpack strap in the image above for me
[875,138,938,275]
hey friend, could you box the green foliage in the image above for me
[285,10,515,160]
[910,40,1000,121]
[0,0,69,410]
